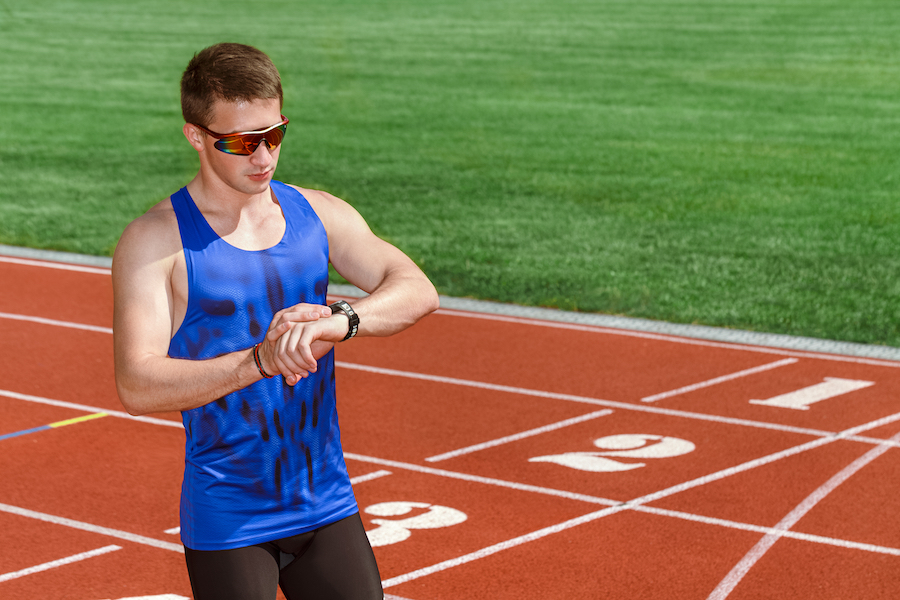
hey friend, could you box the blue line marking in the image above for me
[0,425,52,442]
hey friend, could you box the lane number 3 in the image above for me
[529,434,695,472]
[364,501,468,547]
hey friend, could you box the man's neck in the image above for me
[184,173,286,251]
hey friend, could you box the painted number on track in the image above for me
[529,434,695,472]
[749,378,875,411]
[364,501,468,547]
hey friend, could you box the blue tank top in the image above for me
[168,181,358,551]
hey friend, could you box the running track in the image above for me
[1,249,899,599]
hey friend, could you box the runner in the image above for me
[112,42,439,599]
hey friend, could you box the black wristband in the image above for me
[329,300,359,341]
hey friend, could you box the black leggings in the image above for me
[184,512,383,600]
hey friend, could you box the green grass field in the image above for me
[1,0,899,345]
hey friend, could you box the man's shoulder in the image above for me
[281,184,352,217]
[122,196,179,240]
[113,196,182,271]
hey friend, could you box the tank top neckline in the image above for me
[179,184,289,254]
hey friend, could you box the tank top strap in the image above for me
[269,181,328,253]
[171,187,221,251]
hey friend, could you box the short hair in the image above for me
[180,43,283,127]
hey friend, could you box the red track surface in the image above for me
[1,254,899,599]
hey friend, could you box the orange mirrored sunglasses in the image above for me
[194,116,289,155]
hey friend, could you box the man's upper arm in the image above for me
[112,209,180,387]
[301,188,423,292]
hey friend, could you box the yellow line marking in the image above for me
[49,412,108,429]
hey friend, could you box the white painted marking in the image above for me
[365,502,467,547]
[0,544,121,582]
[707,429,900,600]
[350,470,393,485]
[0,255,111,274]
[0,311,113,334]
[749,377,875,410]
[425,409,614,462]
[0,503,184,553]
[641,358,798,403]
[530,434,695,472]
[164,527,180,535]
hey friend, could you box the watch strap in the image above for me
[328,300,359,341]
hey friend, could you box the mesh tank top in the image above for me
[168,181,358,550]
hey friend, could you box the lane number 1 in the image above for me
[749,377,874,411]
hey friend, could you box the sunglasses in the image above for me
[193,116,289,155]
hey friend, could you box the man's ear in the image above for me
[183,123,206,152]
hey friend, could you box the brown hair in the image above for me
[180,43,283,127]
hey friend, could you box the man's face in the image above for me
[197,97,284,196]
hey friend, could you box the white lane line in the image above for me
[706,429,900,600]
[641,358,799,403]
[425,409,614,462]
[634,505,900,557]
[0,310,888,441]
[336,362,842,438]
[6,374,898,451]
[344,453,619,506]
[0,544,122,582]
[350,470,393,485]
[0,503,184,553]
[0,312,112,334]
[435,308,900,368]
[381,504,629,588]
[0,255,111,274]
[0,389,184,429]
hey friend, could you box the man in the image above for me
[112,42,439,600]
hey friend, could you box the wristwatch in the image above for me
[328,300,359,341]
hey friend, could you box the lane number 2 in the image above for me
[529,434,695,472]
[364,501,468,547]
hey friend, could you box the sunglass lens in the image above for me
[213,123,288,155]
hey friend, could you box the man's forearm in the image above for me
[115,347,261,416]
[349,271,440,338]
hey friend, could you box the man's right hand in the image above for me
[258,303,337,385]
